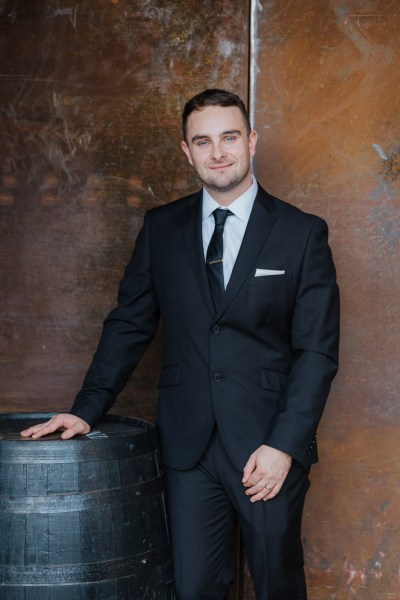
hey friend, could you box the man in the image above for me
[22,89,340,599]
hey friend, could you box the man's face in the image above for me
[181,105,257,202]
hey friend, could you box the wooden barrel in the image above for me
[0,413,175,599]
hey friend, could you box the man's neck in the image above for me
[204,174,254,206]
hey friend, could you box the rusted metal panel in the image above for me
[3,1,398,598]
[252,1,400,598]
[0,4,249,599]
[0,0,249,430]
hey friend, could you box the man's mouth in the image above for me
[209,162,233,170]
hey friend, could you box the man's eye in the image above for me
[197,140,209,146]
[224,136,236,143]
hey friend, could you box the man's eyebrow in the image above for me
[221,129,242,136]
[190,129,242,144]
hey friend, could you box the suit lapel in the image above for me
[215,187,277,319]
[182,190,215,315]
[182,186,277,318]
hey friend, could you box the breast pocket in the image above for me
[247,273,288,286]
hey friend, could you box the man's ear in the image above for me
[248,130,257,159]
[181,140,194,166]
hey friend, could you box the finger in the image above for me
[20,425,43,436]
[263,481,283,501]
[246,479,274,496]
[244,465,268,489]
[31,424,63,439]
[249,486,275,503]
[21,421,52,435]
[242,454,257,485]
[250,480,282,502]
[29,415,71,439]
[61,422,90,439]
[21,417,60,438]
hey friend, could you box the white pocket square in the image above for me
[255,268,285,277]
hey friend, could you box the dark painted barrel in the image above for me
[0,413,175,599]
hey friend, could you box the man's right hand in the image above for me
[20,414,91,440]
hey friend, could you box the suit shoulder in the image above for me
[146,190,201,219]
[260,187,327,229]
[275,196,323,223]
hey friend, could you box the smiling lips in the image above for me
[209,162,234,170]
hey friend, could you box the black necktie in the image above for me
[206,208,232,310]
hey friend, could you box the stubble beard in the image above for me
[199,163,250,194]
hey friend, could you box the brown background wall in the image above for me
[252,2,400,598]
[0,0,249,420]
[0,1,399,598]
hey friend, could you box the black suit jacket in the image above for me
[71,185,340,471]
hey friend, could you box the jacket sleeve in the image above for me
[266,217,340,467]
[70,211,160,426]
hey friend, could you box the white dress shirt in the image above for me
[202,176,258,288]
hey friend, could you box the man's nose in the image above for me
[211,142,225,161]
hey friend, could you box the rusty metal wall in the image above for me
[0,0,249,425]
[1,1,399,598]
[251,1,400,598]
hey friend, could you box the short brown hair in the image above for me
[182,89,251,142]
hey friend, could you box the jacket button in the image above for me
[212,324,221,333]
[213,372,222,382]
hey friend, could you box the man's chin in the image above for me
[203,175,246,194]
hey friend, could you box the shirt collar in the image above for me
[202,176,258,224]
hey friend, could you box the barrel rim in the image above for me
[0,413,159,462]
[0,412,155,431]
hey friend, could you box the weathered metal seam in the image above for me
[249,0,261,130]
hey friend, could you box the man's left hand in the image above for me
[242,445,292,502]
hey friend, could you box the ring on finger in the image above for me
[264,484,273,491]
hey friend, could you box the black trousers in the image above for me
[165,429,310,600]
